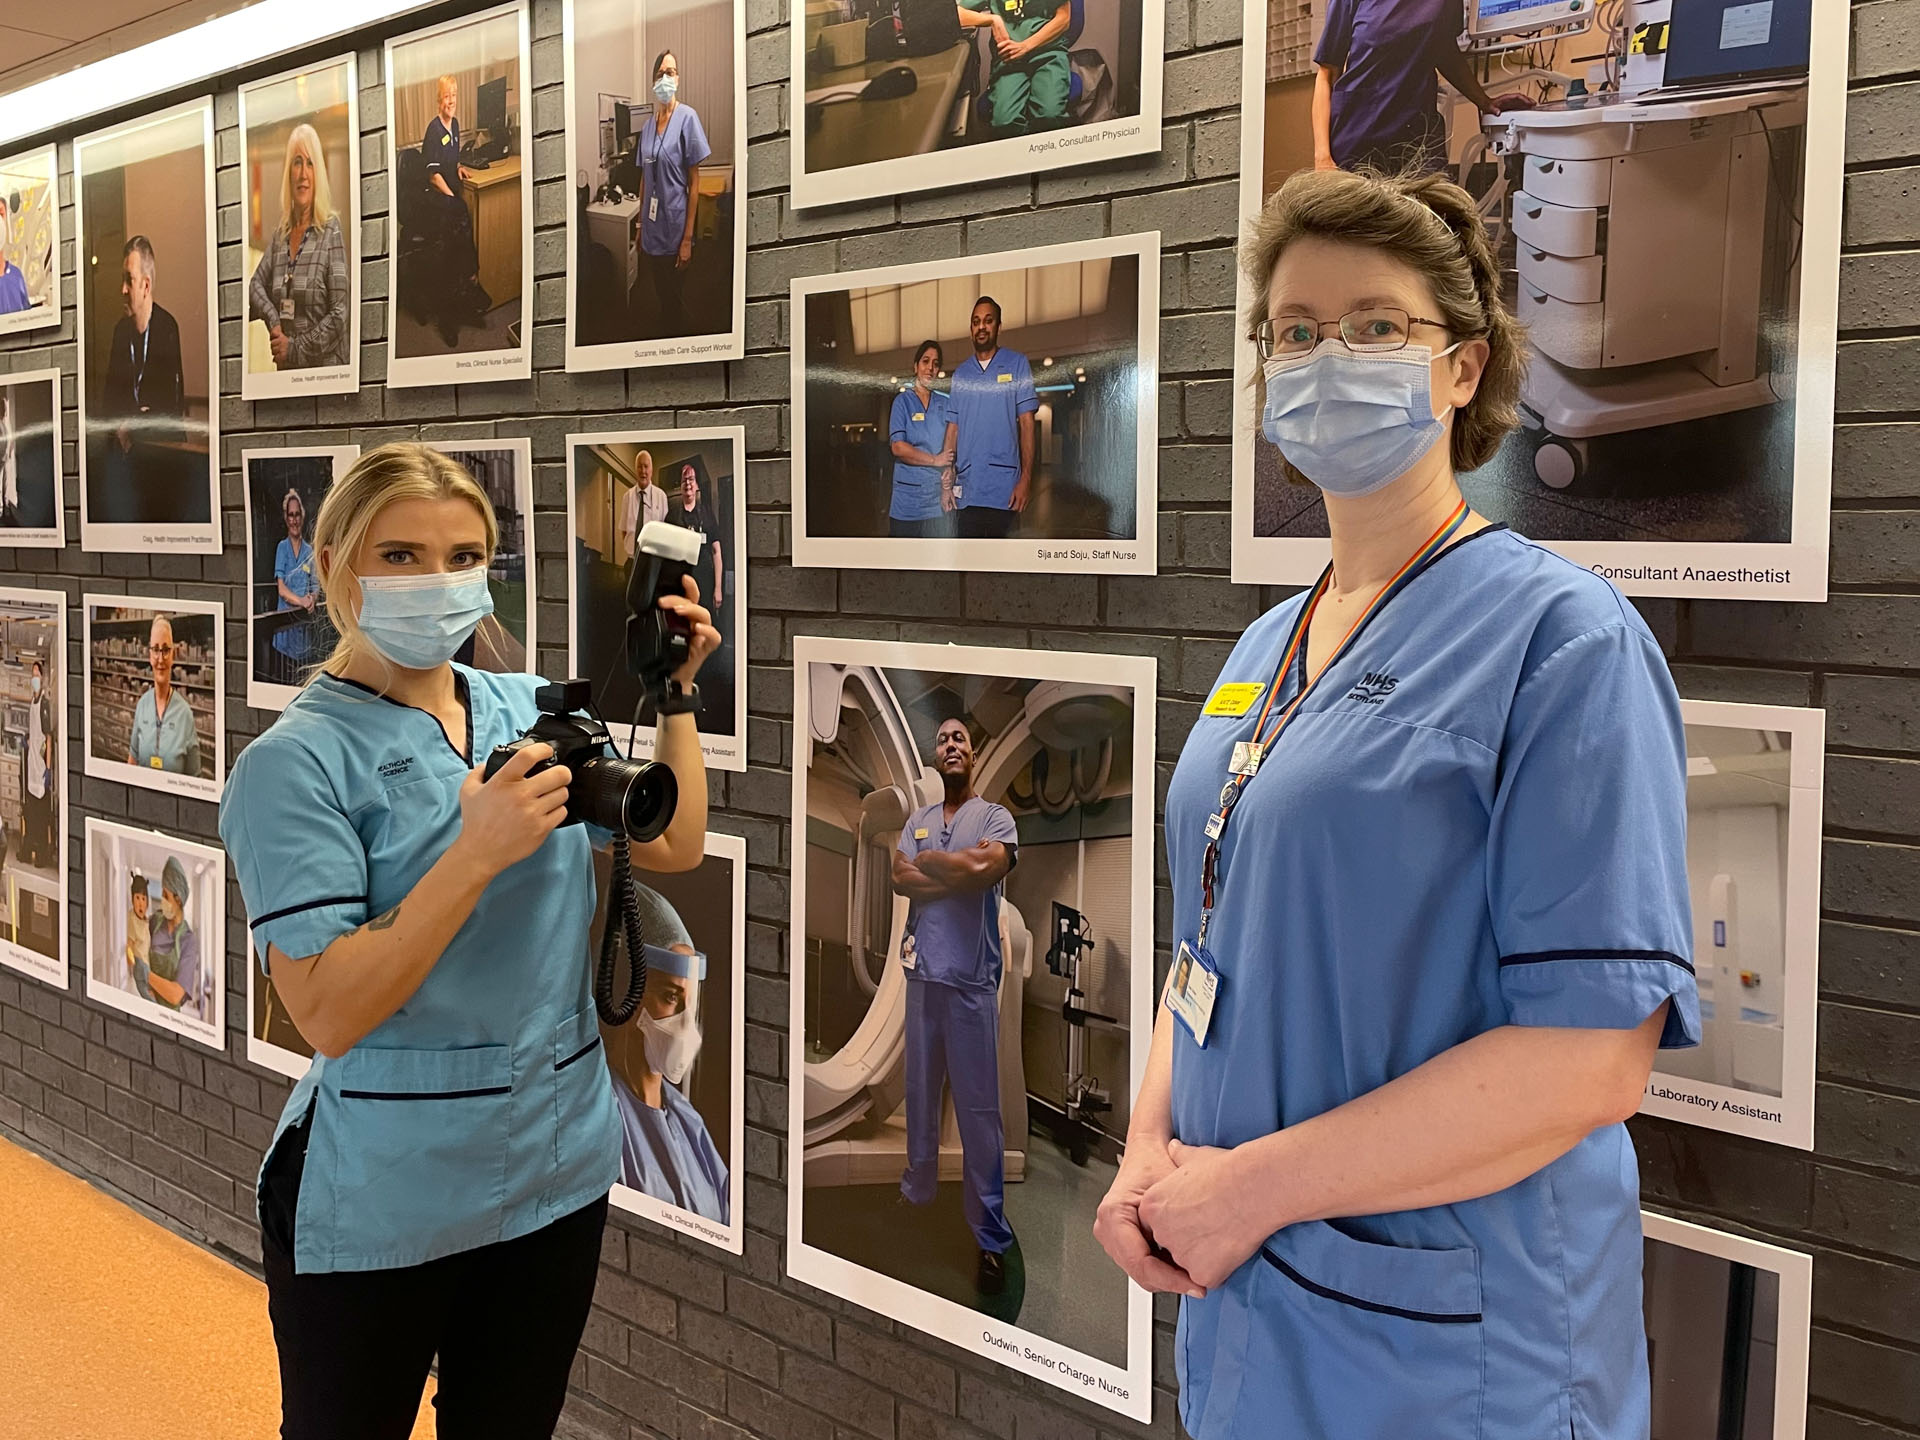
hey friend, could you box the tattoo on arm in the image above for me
[367,905,401,932]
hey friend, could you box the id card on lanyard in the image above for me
[1174,500,1471,1047]
[130,327,150,410]
[644,113,669,223]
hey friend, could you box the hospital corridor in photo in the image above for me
[800,663,1135,1365]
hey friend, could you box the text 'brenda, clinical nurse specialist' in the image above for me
[217,443,718,1440]
[1093,167,1699,1440]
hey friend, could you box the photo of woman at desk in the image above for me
[74,101,219,553]
[384,3,534,387]
[564,0,746,370]
[1235,0,1842,602]
[790,0,1164,208]
[238,58,359,400]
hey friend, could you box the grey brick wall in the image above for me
[1,0,1917,1436]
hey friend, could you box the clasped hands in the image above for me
[1093,1134,1272,1297]
[989,17,1035,61]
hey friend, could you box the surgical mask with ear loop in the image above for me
[638,995,702,1085]
[354,569,495,671]
[1260,341,1462,498]
[653,74,678,105]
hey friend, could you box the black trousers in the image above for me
[260,1123,608,1440]
[957,505,1018,538]
[644,249,689,336]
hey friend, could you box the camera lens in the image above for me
[574,756,678,841]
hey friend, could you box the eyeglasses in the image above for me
[1252,307,1449,362]
[148,643,174,656]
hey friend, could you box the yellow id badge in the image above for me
[914,827,929,840]
[1203,682,1265,717]
[149,756,163,768]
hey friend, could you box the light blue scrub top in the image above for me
[219,666,621,1274]
[948,348,1037,511]
[129,688,201,776]
[636,103,712,258]
[888,388,955,522]
[273,537,320,663]
[898,797,1019,992]
[1166,530,1699,1440]
[612,1072,729,1223]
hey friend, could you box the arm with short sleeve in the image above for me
[1488,623,1700,1048]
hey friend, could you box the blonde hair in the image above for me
[311,443,501,687]
[1243,167,1525,483]
[281,487,305,525]
[279,123,335,234]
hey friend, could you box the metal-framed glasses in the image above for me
[1252,307,1449,362]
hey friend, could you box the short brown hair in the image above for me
[1242,167,1525,482]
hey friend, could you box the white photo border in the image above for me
[787,0,1165,210]
[786,634,1156,1422]
[1227,0,1847,602]
[791,230,1161,576]
[75,98,222,555]
[1642,699,1824,1150]
[564,424,747,771]
[426,436,537,673]
[610,829,748,1254]
[242,444,360,712]
[81,591,227,804]
[1641,1209,1812,1440]
[0,367,66,548]
[0,144,62,338]
[383,1,535,389]
[237,53,364,401]
[82,816,228,1053]
[247,956,312,1081]
[561,0,748,371]
[0,586,68,989]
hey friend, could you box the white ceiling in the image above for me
[0,0,263,99]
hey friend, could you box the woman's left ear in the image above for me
[1444,337,1491,412]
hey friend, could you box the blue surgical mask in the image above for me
[355,569,494,671]
[653,74,678,104]
[1261,342,1459,497]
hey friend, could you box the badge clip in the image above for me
[1228,740,1264,777]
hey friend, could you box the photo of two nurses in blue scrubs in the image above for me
[791,640,1156,1414]
[793,234,1159,574]
[596,831,744,1252]
[84,817,226,1053]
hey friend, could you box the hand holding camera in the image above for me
[457,741,573,878]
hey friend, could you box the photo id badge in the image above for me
[1228,741,1264,777]
[900,933,918,972]
[1168,941,1219,1047]
[649,194,659,222]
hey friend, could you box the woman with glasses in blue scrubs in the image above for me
[219,443,718,1440]
[1094,167,1699,1440]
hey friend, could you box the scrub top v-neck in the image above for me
[1165,528,1699,1440]
[219,664,621,1274]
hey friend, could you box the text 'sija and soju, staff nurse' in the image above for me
[1093,168,1699,1440]
[217,443,718,1440]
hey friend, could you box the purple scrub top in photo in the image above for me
[1313,0,1463,166]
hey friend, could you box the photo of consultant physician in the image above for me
[384,3,534,387]
[244,446,359,711]
[238,56,361,399]
[83,596,225,803]
[568,427,744,770]
[0,145,60,335]
[790,638,1154,1419]
[74,100,221,554]
[563,0,748,369]
[1641,699,1824,1150]
[793,232,1159,574]
[598,832,746,1253]
[85,818,226,1052]
[1230,0,1844,601]
[0,369,64,546]
[0,588,68,990]
[789,0,1164,209]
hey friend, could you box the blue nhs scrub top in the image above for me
[898,796,1019,992]
[129,688,201,776]
[637,103,712,259]
[218,666,621,1274]
[612,1072,729,1223]
[887,388,955,522]
[1167,529,1698,1440]
[948,349,1037,512]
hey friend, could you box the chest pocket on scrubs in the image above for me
[1236,1220,1484,1439]
[329,1043,513,1253]
[551,1006,615,1180]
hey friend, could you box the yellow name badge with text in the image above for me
[913,412,925,422]
[997,374,1012,383]
[1203,682,1266,717]
[914,827,929,840]
[150,756,163,768]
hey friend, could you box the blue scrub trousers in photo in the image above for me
[901,977,1013,1255]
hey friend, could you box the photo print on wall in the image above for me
[0,367,65,547]
[242,445,360,711]
[0,144,61,337]
[82,594,225,804]
[0,587,68,990]
[84,818,226,1053]
[789,636,1155,1419]
[1230,0,1847,600]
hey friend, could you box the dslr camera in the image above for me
[482,679,677,840]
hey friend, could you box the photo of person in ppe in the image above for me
[1096,166,1696,1440]
[146,856,206,1021]
[605,883,728,1224]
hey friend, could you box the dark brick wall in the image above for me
[1,0,1917,1435]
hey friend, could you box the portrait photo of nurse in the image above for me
[82,595,225,803]
[793,232,1160,576]
[238,57,361,400]
[597,831,745,1253]
[243,445,359,710]
[0,145,61,336]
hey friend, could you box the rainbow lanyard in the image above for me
[1195,499,1470,953]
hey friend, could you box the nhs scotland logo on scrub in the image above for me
[1346,671,1398,705]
